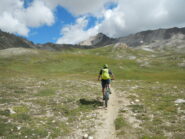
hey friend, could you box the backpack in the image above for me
[101,69,110,80]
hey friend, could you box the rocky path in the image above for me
[94,89,119,139]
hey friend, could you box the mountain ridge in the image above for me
[0,29,35,50]
[118,27,185,47]
[1,27,185,51]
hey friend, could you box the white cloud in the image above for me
[44,0,115,16]
[58,0,185,44]
[114,0,185,36]
[23,0,54,27]
[98,8,125,38]
[0,0,54,36]
[0,12,29,36]
[0,0,23,13]
[56,17,98,44]
[1,0,185,44]
[56,7,126,44]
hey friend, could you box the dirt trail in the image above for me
[94,89,119,139]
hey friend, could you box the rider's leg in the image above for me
[101,80,106,99]
[107,79,112,93]
[107,84,111,94]
[102,87,105,97]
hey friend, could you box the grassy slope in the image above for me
[0,46,185,138]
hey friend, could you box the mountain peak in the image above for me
[79,33,116,46]
[96,32,107,37]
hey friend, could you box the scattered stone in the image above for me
[40,121,45,125]
[178,60,185,67]
[142,47,154,52]
[8,108,16,114]
[17,126,21,130]
[173,86,177,89]
[175,99,185,104]
[88,136,93,139]
[177,107,185,114]
[140,61,149,67]
[128,56,136,60]
[83,134,88,139]
[114,43,128,49]
[131,86,138,89]
[91,113,97,117]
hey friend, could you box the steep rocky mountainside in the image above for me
[78,27,185,51]
[79,33,116,46]
[0,30,35,50]
[119,27,185,47]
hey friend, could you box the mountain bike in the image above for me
[104,85,110,107]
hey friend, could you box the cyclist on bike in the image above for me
[98,64,115,100]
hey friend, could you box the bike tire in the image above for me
[104,90,109,107]
[105,98,108,107]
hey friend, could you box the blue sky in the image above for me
[27,1,117,44]
[0,0,185,44]
[28,6,76,44]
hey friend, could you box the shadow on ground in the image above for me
[79,98,103,107]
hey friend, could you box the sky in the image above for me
[0,0,185,44]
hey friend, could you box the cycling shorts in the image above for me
[101,79,111,88]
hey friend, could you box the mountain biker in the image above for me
[98,64,115,100]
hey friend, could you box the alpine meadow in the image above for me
[1,0,185,138]
[0,37,185,138]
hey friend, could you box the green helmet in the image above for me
[103,64,108,68]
